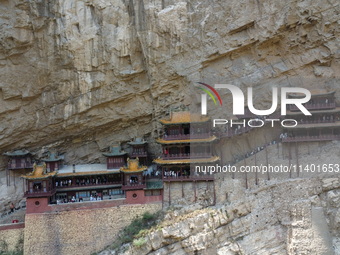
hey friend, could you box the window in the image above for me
[109,189,123,195]
[76,191,90,198]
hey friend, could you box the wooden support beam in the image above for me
[213,181,216,206]
[289,143,292,178]
[265,146,270,180]
[255,153,258,185]
[168,183,171,206]
[194,181,197,202]
[295,142,299,177]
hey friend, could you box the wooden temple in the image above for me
[102,145,127,169]
[154,111,219,181]
[282,90,340,142]
[3,149,33,186]
[21,163,57,213]
[128,138,148,165]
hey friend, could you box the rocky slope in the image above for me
[99,176,340,255]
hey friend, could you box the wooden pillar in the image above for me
[265,146,270,180]
[6,168,9,186]
[181,181,184,198]
[289,143,292,178]
[213,181,216,206]
[194,181,197,202]
[168,182,171,206]
[244,158,248,189]
[295,142,299,177]
[254,153,258,185]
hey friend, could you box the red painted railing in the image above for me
[163,175,214,181]
[162,153,212,160]
[56,181,122,189]
[122,184,146,190]
[163,133,211,140]
[24,188,56,197]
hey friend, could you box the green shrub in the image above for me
[104,211,163,253]
[132,237,147,247]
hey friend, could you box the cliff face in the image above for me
[103,176,340,255]
[0,0,339,163]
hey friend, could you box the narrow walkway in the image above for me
[0,208,26,224]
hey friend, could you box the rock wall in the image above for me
[0,0,339,212]
[0,0,339,162]
[106,177,340,255]
[0,224,24,253]
[23,202,161,255]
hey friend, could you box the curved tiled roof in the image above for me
[22,163,56,180]
[120,158,147,173]
[159,111,210,125]
[156,135,217,144]
[153,156,220,165]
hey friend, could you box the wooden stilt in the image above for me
[181,181,184,198]
[244,159,248,189]
[213,181,216,206]
[255,153,258,185]
[6,168,9,186]
[295,142,299,177]
[265,146,270,180]
[307,143,310,155]
[194,181,197,202]
[289,143,292,178]
[168,183,171,206]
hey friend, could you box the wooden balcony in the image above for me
[289,102,336,111]
[8,162,33,170]
[55,181,122,190]
[282,134,340,142]
[161,153,212,160]
[121,183,146,190]
[162,175,215,182]
[163,133,211,141]
[24,188,56,198]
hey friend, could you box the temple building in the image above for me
[282,90,340,142]
[42,151,64,172]
[54,164,123,202]
[154,111,219,181]
[22,163,57,213]
[128,138,148,165]
[103,145,127,169]
[120,158,163,204]
[3,149,33,186]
